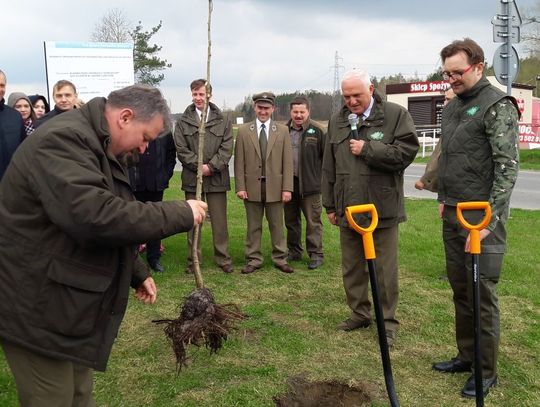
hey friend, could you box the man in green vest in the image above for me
[432,38,519,400]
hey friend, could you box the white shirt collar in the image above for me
[196,107,209,122]
[362,97,375,120]
[256,118,270,135]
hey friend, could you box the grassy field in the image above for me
[1,175,539,406]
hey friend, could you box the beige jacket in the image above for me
[234,120,293,202]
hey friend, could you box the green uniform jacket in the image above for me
[285,119,326,196]
[174,102,233,193]
[322,91,419,228]
[0,98,194,371]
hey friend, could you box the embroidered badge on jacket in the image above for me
[369,131,384,141]
[466,106,480,116]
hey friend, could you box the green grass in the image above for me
[1,175,539,406]
[519,149,540,170]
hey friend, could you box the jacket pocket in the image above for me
[368,174,398,220]
[35,258,112,337]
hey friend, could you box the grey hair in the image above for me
[341,70,372,88]
[0,69,6,80]
[107,84,171,130]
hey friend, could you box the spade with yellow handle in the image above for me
[346,204,399,407]
[456,201,492,407]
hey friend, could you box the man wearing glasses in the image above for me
[432,38,519,400]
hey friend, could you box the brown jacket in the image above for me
[234,120,293,202]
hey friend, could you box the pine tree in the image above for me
[130,21,172,86]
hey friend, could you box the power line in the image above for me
[332,51,345,114]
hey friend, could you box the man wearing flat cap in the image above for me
[234,92,294,274]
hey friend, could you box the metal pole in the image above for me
[505,0,512,96]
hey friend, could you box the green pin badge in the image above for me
[369,131,384,141]
[466,106,480,116]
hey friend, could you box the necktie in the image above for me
[259,123,267,176]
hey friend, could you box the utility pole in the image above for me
[492,0,522,95]
[332,51,344,115]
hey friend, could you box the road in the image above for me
[405,164,540,210]
[176,161,539,211]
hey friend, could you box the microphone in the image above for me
[348,113,360,140]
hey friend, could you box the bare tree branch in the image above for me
[91,8,131,43]
[522,1,540,56]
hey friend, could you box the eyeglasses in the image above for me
[442,64,474,81]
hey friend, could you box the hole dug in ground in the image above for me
[274,374,375,407]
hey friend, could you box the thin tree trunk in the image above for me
[191,0,213,289]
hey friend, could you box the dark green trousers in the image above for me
[1,340,95,407]
[284,182,323,260]
[443,205,506,378]
[340,224,399,335]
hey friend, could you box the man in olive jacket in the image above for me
[0,84,207,406]
[175,79,233,274]
[284,96,326,269]
[322,70,418,345]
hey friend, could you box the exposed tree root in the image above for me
[153,288,246,371]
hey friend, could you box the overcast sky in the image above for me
[1,0,537,113]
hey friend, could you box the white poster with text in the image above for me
[44,41,134,104]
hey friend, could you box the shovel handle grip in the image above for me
[345,204,378,260]
[456,201,491,255]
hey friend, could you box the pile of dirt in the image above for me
[274,374,375,407]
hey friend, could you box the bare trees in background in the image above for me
[91,8,171,86]
[91,8,131,43]
[522,0,540,57]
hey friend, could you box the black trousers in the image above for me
[134,190,164,262]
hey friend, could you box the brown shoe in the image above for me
[220,264,234,274]
[275,263,294,273]
[241,265,259,274]
[337,318,371,331]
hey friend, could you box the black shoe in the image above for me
[149,260,164,273]
[287,252,302,261]
[337,318,371,331]
[461,374,497,399]
[308,258,323,269]
[432,358,472,373]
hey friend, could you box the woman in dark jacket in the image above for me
[129,132,177,272]
[28,94,50,119]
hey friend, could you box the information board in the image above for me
[44,41,134,104]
